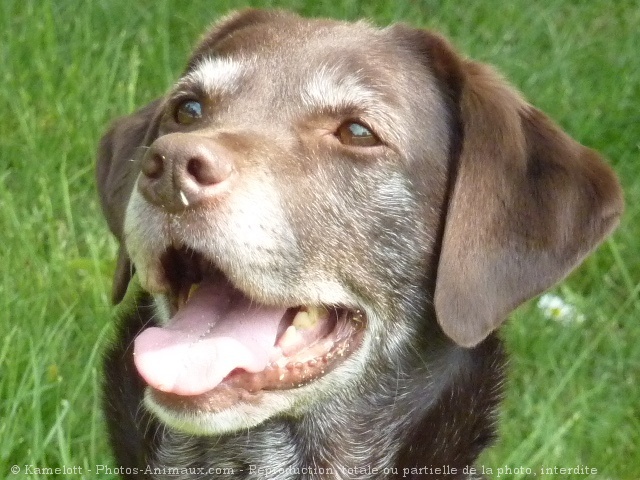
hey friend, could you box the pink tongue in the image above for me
[134,279,287,396]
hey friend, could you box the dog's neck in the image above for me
[153,337,504,480]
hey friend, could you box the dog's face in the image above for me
[97,10,622,436]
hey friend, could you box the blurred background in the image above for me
[1,1,638,478]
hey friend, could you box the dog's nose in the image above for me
[138,133,234,211]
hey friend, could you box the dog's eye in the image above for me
[174,100,203,125]
[336,121,381,147]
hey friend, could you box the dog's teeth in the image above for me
[292,311,311,329]
[279,326,301,350]
[187,283,199,301]
[176,283,199,309]
[292,306,327,329]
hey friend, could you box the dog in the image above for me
[97,9,623,479]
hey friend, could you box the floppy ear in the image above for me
[96,99,163,303]
[430,47,623,347]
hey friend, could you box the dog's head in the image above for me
[97,9,622,434]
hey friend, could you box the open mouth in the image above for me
[133,247,366,410]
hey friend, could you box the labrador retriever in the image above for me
[97,9,623,479]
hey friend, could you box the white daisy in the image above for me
[537,293,586,324]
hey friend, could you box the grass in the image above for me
[1,0,639,478]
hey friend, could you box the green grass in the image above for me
[1,0,639,478]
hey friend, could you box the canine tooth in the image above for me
[292,306,327,329]
[187,283,199,301]
[279,326,301,350]
[292,311,311,329]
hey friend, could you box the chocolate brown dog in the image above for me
[98,9,623,479]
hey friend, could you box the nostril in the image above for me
[142,153,164,179]
[187,156,222,186]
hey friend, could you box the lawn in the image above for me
[1,0,639,478]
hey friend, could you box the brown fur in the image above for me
[97,9,622,479]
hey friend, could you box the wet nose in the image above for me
[138,133,234,212]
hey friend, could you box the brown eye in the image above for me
[336,121,381,147]
[174,99,203,125]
